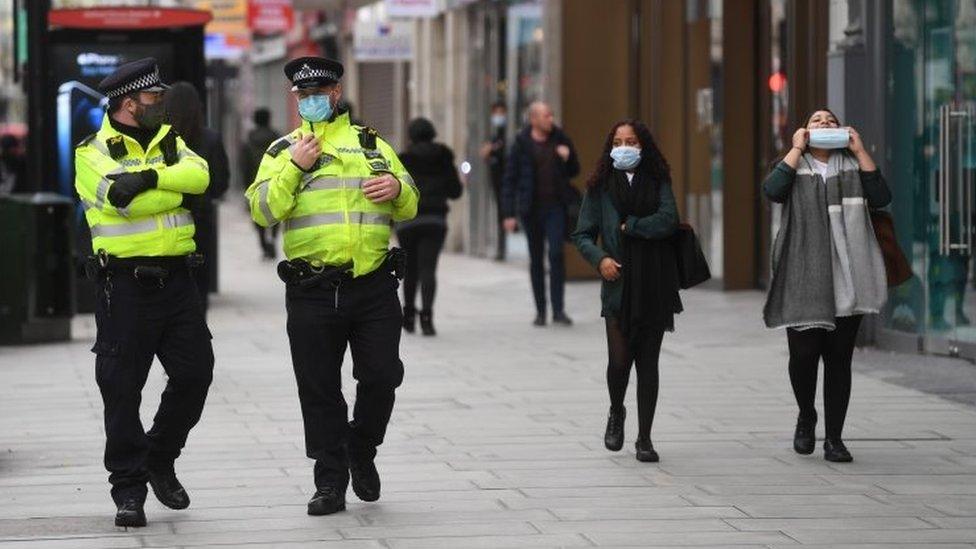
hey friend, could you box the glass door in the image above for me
[885,0,976,357]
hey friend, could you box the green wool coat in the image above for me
[571,179,679,316]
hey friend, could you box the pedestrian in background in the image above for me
[572,119,680,463]
[0,134,27,195]
[396,117,463,336]
[763,108,890,463]
[502,101,580,327]
[241,108,282,260]
[164,82,230,311]
[480,101,508,261]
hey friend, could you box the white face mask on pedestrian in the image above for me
[610,146,642,171]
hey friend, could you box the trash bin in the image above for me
[0,193,75,344]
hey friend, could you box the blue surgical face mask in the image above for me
[808,128,849,150]
[298,94,333,123]
[610,146,642,171]
[490,113,506,128]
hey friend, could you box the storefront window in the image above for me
[506,1,543,124]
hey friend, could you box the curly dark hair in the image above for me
[585,119,670,189]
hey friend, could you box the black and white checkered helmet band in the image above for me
[105,68,164,98]
[293,64,339,84]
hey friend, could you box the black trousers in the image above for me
[491,176,506,259]
[92,264,214,505]
[397,223,447,313]
[285,269,405,490]
[786,315,862,441]
[522,204,567,316]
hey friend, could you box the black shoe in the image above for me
[114,498,147,528]
[533,314,546,327]
[604,406,625,451]
[419,310,436,336]
[148,463,190,510]
[635,437,659,463]
[349,454,381,502]
[307,487,346,516]
[402,307,416,333]
[823,439,853,463]
[552,312,573,326]
[793,413,817,455]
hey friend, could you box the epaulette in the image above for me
[76,133,96,148]
[357,126,379,150]
[266,136,295,158]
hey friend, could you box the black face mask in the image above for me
[133,101,165,130]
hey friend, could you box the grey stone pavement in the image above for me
[2,203,976,549]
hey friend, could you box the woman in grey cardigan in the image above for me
[763,108,891,463]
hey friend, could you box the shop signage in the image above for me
[48,8,212,29]
[386,0,443,19]
[248,0,294,35]
[192,0,251,54]
[353,20,413,61]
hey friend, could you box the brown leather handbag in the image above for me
[870,210,912,287]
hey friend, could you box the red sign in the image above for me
[49,8,213,30]
[248,0,294,35]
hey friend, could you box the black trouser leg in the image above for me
[604,318,633,411]
[542,205,567,315]
[146,271,214,466]
[522,212,547,315]
[94,275,160,505]
[786,327,823,421]
[347,273,405,460]
[633,329,664,440]
[397,229,419,312]
[822,315,862,441]
[416,226,446,312]
[286,284,352,490]
[492,180,506,259]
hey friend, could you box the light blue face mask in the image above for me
[298,94,333,123]
[610,146,642,171]
[808,128,849,150]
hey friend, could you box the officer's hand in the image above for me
[106,170,156,209]
[290,134,321,171]
[363,174,401,203]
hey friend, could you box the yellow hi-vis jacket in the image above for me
[74,114,210,257]
[246,112,419,277]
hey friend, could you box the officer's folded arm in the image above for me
[153,158,210,195]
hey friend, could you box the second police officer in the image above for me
[246,57,418,516]
[74,58,214,528]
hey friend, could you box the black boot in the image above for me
[604,406,625,451]
[419,310,436,336]
[307,487,346,516]
[349,453,381,502]
[635,437,659,463]
[148,462,190,510]
[793,413,817,455]
[823,439,853,463]
[115,497,147,528]
[402,306,416,333]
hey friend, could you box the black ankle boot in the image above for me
[419,310,436,336]
[635,437,659,463]
[823,439,853,463]
[115,497,147,527]
[604,406,625,451]
[148,462,190,510]
[793,413,817,455]
[402,307,416,333]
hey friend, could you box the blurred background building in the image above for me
[1,0,975,359]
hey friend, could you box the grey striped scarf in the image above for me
[764,151,888,331]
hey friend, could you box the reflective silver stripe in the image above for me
[119,158,142,167]
[95,178,111,210]
[255,180,278,224]
[284,211,391,231]
[146,155,166,165]
[399,173,415,187]
[90,212,193,238]
[87,138,112,159]
[303,177,365,191]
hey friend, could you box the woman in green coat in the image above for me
[572,119,681,462]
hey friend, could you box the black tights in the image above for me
[398,224,447,313]
[786,315,862,441]
[605,317,665,440]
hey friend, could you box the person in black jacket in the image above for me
[240,108,281,260]
[502,101,581,327]
[480,101,508,261]
[163,82,230,311]
[396,118,463,336]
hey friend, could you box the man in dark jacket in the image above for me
[502,101,580,326]
[481,101,508,261]
[240,108,281,260]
